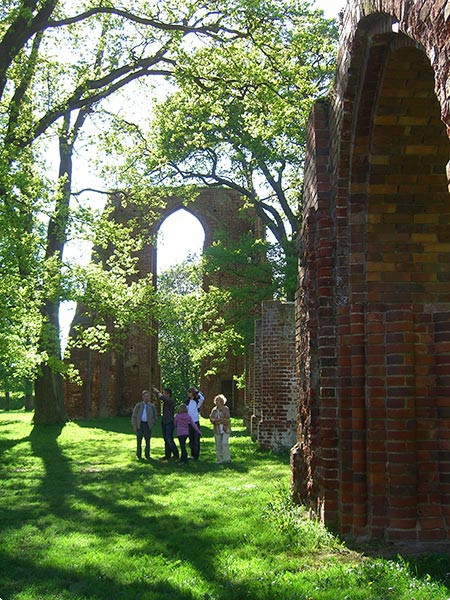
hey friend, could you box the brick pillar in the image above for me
[384,307,418,541]
[433,310,450,536]
[415,306,450,542]
[365,308,389,537]
[250,319,262,441]
[253,301,297,451]
[292,100,338,523]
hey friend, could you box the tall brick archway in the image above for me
[64,188,259,419]
[293,1,450,545]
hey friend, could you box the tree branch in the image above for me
[0,0,58,100]
[258,160,299,235]
[165,159,287,245]
[45,7,244,39]
[28,53,174,146]
[72,187,112,197]
[4,31,43,148]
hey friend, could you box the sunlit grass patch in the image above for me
[0,411,449,600]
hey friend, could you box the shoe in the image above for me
[160,456,170,460]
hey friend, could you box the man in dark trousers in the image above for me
[185,386,204,460]
[153,386,179,460]
[131,390,157,460]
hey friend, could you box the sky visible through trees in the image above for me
[58,0,343,348]
[154,0,342,269]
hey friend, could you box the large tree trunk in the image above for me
[34,364,67,424]
[34,297,68,424]
[33,119,74,425]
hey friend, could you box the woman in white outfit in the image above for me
[209,394,231,464]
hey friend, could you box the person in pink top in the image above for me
[174,404,201,463]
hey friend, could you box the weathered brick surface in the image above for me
[252,301,297,450]
[64,189,255,419]
[293,0,450,545]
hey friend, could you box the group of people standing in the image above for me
[131,385,231,464]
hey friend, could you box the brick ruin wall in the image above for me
[246,301,297,451]
[292,0,450,545]
[64,189,255,420]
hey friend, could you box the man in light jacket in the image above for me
[132,390,157,460]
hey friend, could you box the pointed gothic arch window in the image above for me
[156,209,205,401]
[157,209,205,274]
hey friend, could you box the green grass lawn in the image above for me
[1,411,449,600]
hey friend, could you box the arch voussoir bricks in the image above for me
[292,0,450,546]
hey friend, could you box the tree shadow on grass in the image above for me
[20,425,450,599]
[29,423,77,515]
[75,416,136,435]
[0,431,30,460]
[0,459,276,600]
[0,416,33,459]
[1,415,297,600]
[0,550,199,600]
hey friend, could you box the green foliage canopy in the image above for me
[122,0,338,299]
[0,0,268,397]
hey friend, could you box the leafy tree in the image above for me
[156,258,203,403]
[67,201,158,355]
[204,229,274,333]
[86,0,338,383]
[156,235,274,390]
[0,0,337,423]
[0,0,267,423]
[123,0,338,300]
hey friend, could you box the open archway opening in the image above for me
[155,209,205,402]
[157,208,205,274]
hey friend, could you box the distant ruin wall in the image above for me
[64,188,257,419]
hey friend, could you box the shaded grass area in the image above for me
[0,411,449,600]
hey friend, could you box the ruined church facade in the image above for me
[64,189,259,419]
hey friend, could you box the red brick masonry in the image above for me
[246,301,297,451]
[292,0,450,545]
